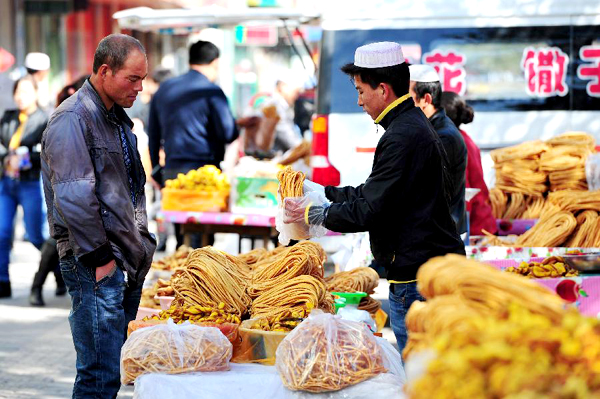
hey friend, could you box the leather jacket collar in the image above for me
[82,79,134,130]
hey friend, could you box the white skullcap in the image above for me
[409,64,439,83]
[274,70,304,89]
[354,42,405,68]
[24,52,50,71]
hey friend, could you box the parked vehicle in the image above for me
[313,1,600,187]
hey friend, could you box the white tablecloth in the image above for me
[133,363,406,399]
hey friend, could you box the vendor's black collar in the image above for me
[428,108,448,128]
[377,97,416,130]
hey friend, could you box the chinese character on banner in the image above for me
[577,45,600,97]
[422,50,467,95]
[521,47,569,97]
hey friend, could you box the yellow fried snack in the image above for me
[121,322,232,384]
[276,313,386,392]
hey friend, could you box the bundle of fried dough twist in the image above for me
[277,166,305,200]
[251,275,334,320]
[404,254,566,358]
[324,267,380,295]
[249,241,326,298]
[403,254,600,399]
[489,132,596,220]
[121,322,232,384]
[275,312,386,392]
[237,245,288,269]
[171,247,252,317]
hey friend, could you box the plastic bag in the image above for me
[303,179,325,196]
[586,153,600,191]
[275,311,386,392]
[120,319,233,384]
[337,306,377,333]
[375,337,407,383]
[276,190,331,245]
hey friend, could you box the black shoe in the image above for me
[55,285,67,296]
[29,288,45,306]
[0,281,11,298]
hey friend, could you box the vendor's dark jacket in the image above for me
[0,107,48,181]
[41,80,157,286]
[429,108,468,234]
[324,99,465,281]
[147,70,239,177]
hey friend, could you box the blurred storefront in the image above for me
[110,0,321,114]
[0,0,320,114]
[0,0,190,112]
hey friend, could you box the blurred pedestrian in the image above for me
[127,67,173,132]
[42,34,156,397]
[244,73,303,157]
[148,40,240,248]
[441,91,497,235]
[127,68,173,252]
[264,73,303,153]
[24,52,51,110]
[0,74,48,298]
[409,64,468,235]
[294,79,315,136]
[29,75,89,307]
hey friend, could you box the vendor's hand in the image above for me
[283,197,307,224]
[96,260,116,282]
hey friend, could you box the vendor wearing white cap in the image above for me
[409,64,468,235]
[283,42,465,353]
[24,52,51,109]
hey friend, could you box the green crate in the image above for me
[230,177,279,215]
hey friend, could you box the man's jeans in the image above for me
[389,282,425,355]
[60,255,142,399]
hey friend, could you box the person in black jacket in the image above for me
[409,64,468,235]
[0,75,48,298]
[147,40,241,248]
[283,42,465,353]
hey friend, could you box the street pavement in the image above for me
[0,239,134,399]
[0,235,396,399]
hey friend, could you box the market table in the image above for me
[133,363,405,399]
[159,210,277,251]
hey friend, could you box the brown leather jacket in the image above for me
[41,80,156,286]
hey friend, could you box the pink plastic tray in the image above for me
[485,258,600,317]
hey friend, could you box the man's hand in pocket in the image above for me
[96,260,116,282]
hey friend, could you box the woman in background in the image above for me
[441,91,497,236]
[0,75,48,298]
[29,75,88,306]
